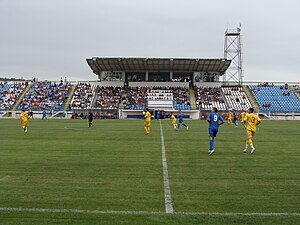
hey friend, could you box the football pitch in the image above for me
[0,118,299,224]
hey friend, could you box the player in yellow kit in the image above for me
[170,112,177,129]
[227,111,233,124]
[143,108,151,135]
[240,110,247,123]
[242,108,261,154]
[20,109,30,134]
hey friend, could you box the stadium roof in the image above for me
[86,57,231,75]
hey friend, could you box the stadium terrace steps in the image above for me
[12,83,33,111]
[220,89,230,109]
[118,93,127,109]
[242,85,260,111]
[90,85,98,108]
[290,86,300,100]
[63,84,77,110]
[188,87,197,110]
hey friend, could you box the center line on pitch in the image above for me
[159,120,174,214]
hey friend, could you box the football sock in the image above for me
[248,139,253,146]
[178,124,181,129]
[209,140,214,150]
[182,124,187,127]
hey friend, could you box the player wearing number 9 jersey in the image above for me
[242,107,261,154]
[207,107,224,155]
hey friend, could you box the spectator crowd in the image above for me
[71,82,94,109]
[18,81,71,111]
[195,86,226,110]
[94,86,125,110]
[0,82,27,110]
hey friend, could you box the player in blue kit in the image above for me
[232,111,238,127]
[207,107,224,155]
[42,110,47,120]
[176,110,188,131]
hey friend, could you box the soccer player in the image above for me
[42,110,47,120]
[227,111,233,124]
[88,110,93,128]
[177,110,188,131]
[143,108,151,135]
[242,107,261,154]
[156,110,161,120]
[207,107,224,155]
[20,109,30,134]
[232,111,238,127]
[240,110,247,123]
[28,109,33,119]
[170,112,177,129]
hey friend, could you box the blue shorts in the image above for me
[179,118,184,123]
[208,128,218,137]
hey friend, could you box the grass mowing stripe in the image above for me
[159,120,174,214]
[0,207,299,217]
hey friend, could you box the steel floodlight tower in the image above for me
[223,27,243,85]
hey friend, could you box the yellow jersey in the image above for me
[170,114,176,123]
[241,112,247,123]
[144,111,151,122]
[20,112,29,127]
[20,112,29,123]
[244,113,261,132]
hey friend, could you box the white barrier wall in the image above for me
[194,82,222,88]
[119,109,200,119]
[129,82,189,88]
[88,81,124,87]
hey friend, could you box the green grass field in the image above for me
[0,118,299,224]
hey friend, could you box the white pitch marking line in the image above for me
[0,207,299,217]
[159,120,174,214]
[0,176,10,182]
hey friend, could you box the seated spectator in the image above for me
[263,103,271,107]
[284,83,289,89]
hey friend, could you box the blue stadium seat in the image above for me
[248,85,300,111]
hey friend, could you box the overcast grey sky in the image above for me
[0,0,299,82]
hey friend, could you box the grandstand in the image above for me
[1,58,299,120]
[248,84,300,112]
